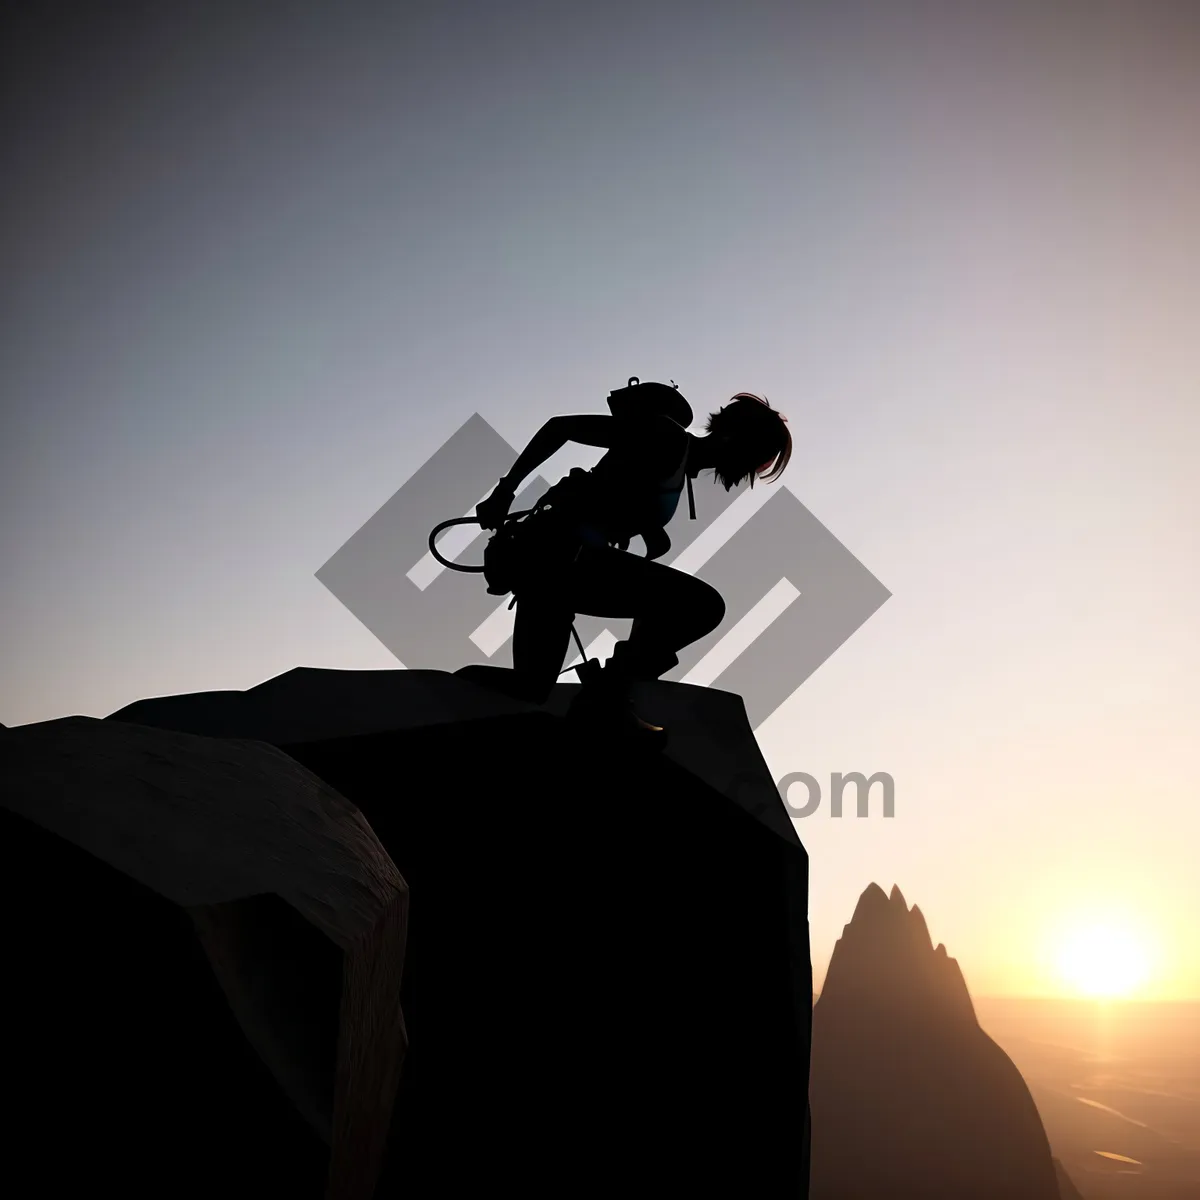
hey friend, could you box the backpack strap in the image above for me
[676,433,696,520]
[656,432,696,521]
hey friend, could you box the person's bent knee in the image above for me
[691,579,726,637]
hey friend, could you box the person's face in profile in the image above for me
[713,432,775,489]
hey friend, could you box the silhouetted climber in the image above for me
[473,378,792,740]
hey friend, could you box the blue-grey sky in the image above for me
[4,2,1198,997]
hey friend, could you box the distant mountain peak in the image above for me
[811,883,1063,1200]
[819,882,976,1024]
[850,881,890,922]
[909,903,933,952]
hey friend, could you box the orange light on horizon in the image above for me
[1056,919,1154,999]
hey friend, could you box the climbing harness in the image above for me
[426,506,537,600]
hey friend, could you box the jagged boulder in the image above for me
[0,802,335,1195]
[810,883,1063,1200]
[4,667,812,1197]
[0,715,407,1200]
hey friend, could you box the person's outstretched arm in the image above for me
[499,415,614,491]
[477,415,616,528]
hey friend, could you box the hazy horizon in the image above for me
[4,3,1198,1000]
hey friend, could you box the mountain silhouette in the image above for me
[1,666,812,1199]
[1054,1156,1086,1199]
[810,882,1076,1200]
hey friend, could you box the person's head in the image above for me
[702,393,792,490]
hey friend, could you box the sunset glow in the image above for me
[1057,921,1153,999]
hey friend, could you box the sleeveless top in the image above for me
[548,426,694,549]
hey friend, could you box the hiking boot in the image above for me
[564,643,678,748]
[565,684,668,748]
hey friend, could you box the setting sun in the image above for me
[1057,921,1153,998]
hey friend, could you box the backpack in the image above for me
[605,376,694,429]
[602,377,697,526]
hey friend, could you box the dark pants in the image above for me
[511,543,726,704]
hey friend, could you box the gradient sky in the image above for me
[4,2,1198,998]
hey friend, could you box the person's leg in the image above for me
[510,592,577,703]
[562,547,726,687]
[480,509,580,704]
[497,543,728,727]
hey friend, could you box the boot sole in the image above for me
[563,708,669,750]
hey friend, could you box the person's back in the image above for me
[549,412,691,549]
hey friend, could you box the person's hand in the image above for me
[476,480,516,530]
